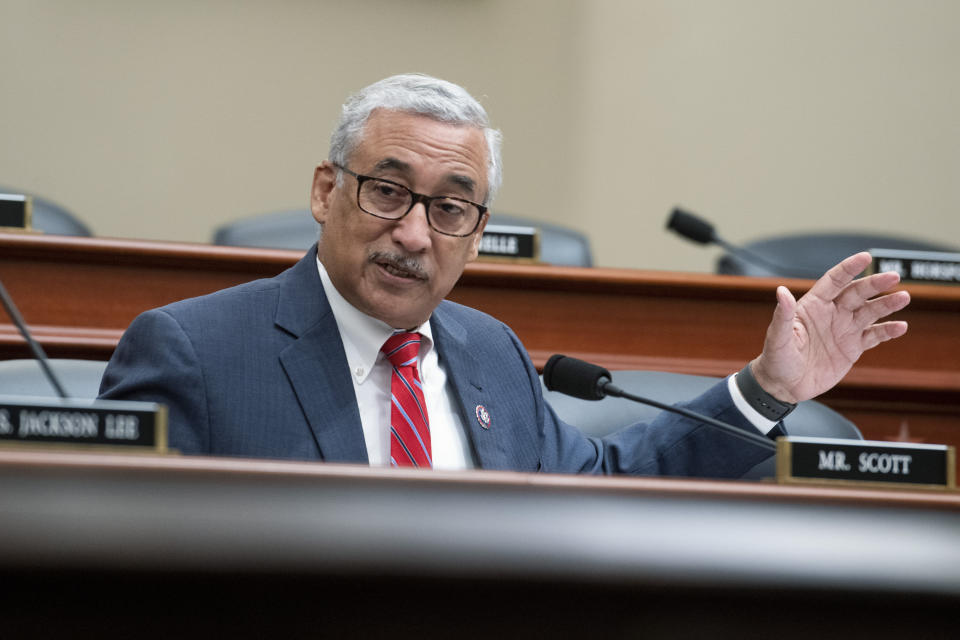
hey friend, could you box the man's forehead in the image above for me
[370,156,479,195]
[348,111,488,196]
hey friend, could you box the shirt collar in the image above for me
[316,257,433,384]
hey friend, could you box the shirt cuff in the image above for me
[727,374,779,435]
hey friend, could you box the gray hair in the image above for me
[328,73,503,204]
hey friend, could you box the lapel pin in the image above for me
[475,405,491,429]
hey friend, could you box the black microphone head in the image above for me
[543,354,611,401]
[666,207,716,245]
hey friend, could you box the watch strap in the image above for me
[735,364,797,422]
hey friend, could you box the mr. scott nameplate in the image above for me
[0,396,168,453]
[777,436,955,490]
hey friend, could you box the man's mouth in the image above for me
[371,252,427,281]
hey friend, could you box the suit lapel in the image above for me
[276,249,368,464]
[431,308,512,469]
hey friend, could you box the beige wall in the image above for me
[2,0,958,272]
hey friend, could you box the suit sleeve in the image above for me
[499,327,774,478]
[98,309,210,455]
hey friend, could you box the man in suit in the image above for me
[99,73,910,476]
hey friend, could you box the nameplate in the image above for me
[478,224,540,262]
[776,437,955,490]
[868,248,960,285]
[0,396,169,453]
[0,194,32,230]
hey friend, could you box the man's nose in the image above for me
[391,202,432,252]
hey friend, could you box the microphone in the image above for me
[542,353,609,400]
[666,207,822,278]
[0,277,68,398]
[0,276,168,452]
[543,354,775,451]
[665,207,716,245]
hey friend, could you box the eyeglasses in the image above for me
[332,163,487,237]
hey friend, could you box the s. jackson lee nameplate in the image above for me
[777,436,956,490]
[0,396,168,453]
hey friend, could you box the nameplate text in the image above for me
[0,396,168,453]
[478,224,539,262]
[869,248,960,285]
[776,437,955,490]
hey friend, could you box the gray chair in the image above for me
[212,209,318,252]
[0,359,108,399]
[212,209,594,267]
[0,187,92,236]
[717,232,958,278]
[542,369,861,479]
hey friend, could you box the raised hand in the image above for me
[750,252,910,404]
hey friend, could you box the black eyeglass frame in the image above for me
[332,163,488,237]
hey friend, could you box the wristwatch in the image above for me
[736,363,797,422]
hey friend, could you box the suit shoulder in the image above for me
[435,298,511,332]
[151,249,315,320]
[156,275,281,319]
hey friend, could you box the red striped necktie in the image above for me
[381,332,432,468]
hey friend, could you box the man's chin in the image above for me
[367,293,433,330]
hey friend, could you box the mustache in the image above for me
[369,251,428,280]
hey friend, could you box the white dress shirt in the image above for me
[316,259,776,471]
[317,259,476,469]
[727,375,779,435]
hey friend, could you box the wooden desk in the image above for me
[2,232,959,446]
[0,449,957,638]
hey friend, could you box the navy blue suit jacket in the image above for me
[99,248,773,477]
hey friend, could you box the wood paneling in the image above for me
[2,232,958,446]
[1,450,958,639]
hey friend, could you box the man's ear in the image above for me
[467,212,490,261]
[311,162,337,224]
